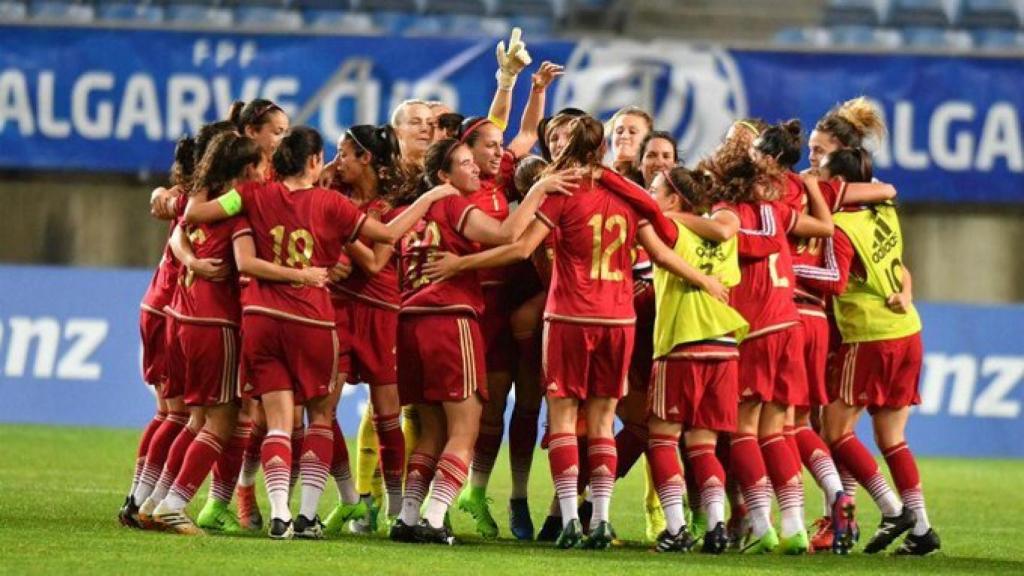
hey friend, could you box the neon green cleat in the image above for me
[457,487,499,539]
[196,499,243,533]
[644,503,667,543]
[323,500,368,537]
[691,510,708,545]
[742,526,780,554]
[780,528,810,555]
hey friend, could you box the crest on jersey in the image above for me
[553,40,748,165]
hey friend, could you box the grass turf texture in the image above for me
[1,424,1022,575]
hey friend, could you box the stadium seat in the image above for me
[448,14,510,35]
[164,2,233,27]
[886,0,951,27]
[773,26,832,47]
[971,26,1024,48]
[0,0,27,21]
[234,5,303,29]
[303,8,376,32]
[957,0,1021,28]
[496,0,558,18]
[97,1,164,23]
[901,25,974,48]
[430,0,491,16]
[359,0,424,13]
[372,9,418,33]
[509,14,555,35]
[828,24,904,47]
[29,0,95,22]
[824,0,885,26]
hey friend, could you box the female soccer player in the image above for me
[607,106,653,180]
[183,126,456,539]
[229,99,289,183]
[803,147,940,556]
[420,116,727,549]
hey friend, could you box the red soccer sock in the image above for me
[329,418,356,501]
[794,425,843,507]
[372,412,405,513]
[548,433,580,524]
[760,433,804,534]
[423,453,469,527]
[400,451,438,525]
[729,434,772,535]
[167,429,224,509]
[152,425,198,503]
[470,422,503,487]
[508,407,539,499]
[883,441,930,533]
[238,423,265,488]
[648,433,685,532]
[261,431,293,521]
[831,433,900,517]
[133,411,188,503]
[686,443,727,527]
[298,423,333,519]
[614,421,648,479]
[131,411,167,494]
[289,424,304,491]
[210,421,250,505]
[783,425,801,464]
[588,437,617,528]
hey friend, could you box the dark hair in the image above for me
[514,155,549,197]
[437,112,465,138]
[273,126,323,178]
[661,167,716,215]
[814,97,886,149]
[170,136,196,188]
[823,148,873,183]
[392,138,463,206]
[698,136,777,205]
[344,124,403,196]
[229,99,285,133]
[633,131,680,185]
[538,107,587,162]
[457,116,496,148]
[548,115,604,173]
[193,121,237,167]
[754,119,802,169]
[192,133,261,198]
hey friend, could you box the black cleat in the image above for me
[578,501,593,534]
[508,498,535,541]
[119,496,141,529]
[655,526,697,553]
[388,518,418,543]
[555,518,584,549]
[537,515,562,542]
[293,514,324,539]
[701,521,728,555]
[268,517,294,540]
[580,521,615,550]
[864,507,915,554]
[414,519,456,545]
[895,528,941,556]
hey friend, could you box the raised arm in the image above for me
[637,225,729,302]
[423,218,550,282]
[487,28,532,131]
[232,234,327,287]
[507,62,564,158]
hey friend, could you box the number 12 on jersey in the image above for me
[587,214,627,281]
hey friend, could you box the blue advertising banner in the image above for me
[0,264,1021,458]
[1,26,1022,202]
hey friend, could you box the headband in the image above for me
[735,120,761,137]
[458,118,491,143]
[345,129,371,155]
[660,169,692,210]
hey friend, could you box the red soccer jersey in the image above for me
[536,178,641,324]
[398,194,483,317]
[166,216,250,326]
[236,181,367,327]
[141,220,181,314]
[722,201,800,338]
[467,149,516,286]
[331,196,401,310]
[780,172,847,310]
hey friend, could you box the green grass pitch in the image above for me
[1,423,1022,575]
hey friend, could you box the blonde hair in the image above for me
[389,99,431,127]
[607,106,653,136]
[835,96,887,141]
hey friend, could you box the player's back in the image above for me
[729,201,800,337]
[537,178,639,323]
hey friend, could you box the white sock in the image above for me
[558,496,578,527]
[590,495,610,531]
[663,503,685,534]
[268,488,291,522]
[877,492,902,518]
[911,506,931,536]
[335,477,359,505]
[399,496,422,526]
[707,500,725,529]
[749,507,772,538]
[155,492,188,514]
[780,506,805,537]
[299,484,325,520]
[422,498,448,528]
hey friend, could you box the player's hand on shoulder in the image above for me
[533,169,582,196]
[191,258,228,281]
[427,183,461,201]
[423,251,462,282]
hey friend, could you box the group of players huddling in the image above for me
[117,29,941,556]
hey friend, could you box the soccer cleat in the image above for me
[323,500,368,536]
[578,501,593,534]
[118,496,141,529]
[701,521,728,555]
[555,519,584,549]
[741,526,780,554]
[268,517,294,540]
[457,489,499,539]
[293,514,324,540]
[137,497,160,530]
[154,510,204,536]
[691,510,708,545]
[726,504,750,550]
[537,515,562,542]
[196,499,243,533]
[810,516,834,551]
[236,485,263,532]
[864,507,916,554]
[388,518,418,543]
[780,529,810,555]
[414,519,456,546]
[581,521,616,550]
[508,498,535,541]
[654,526,696,553]
[644,503,667,542]
[895,528,941,556]
[831,491,857,555]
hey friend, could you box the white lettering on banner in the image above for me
[115,74,161,140]
[918,353,1023,418]
[38,71,71,138]
[977,103,1024,171]
[71,71,115,139]
[167,74,211,139]
[2,317,107,380]
[314,58,381,145]
[893,102,930,170]
[929,101,974,171]
[0,69,35,136]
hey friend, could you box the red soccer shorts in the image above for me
[629,281,656,393]
[481,285,514,375]
[177,322,240,407]
[799,312,831,407]
[649,352,738,432]
[241,314,339,404]
[335,299,397,387]
[163,316,185,400]
[139,309,169,387]
[542,320,634,401]
[738,324,808,407]
[830,333,923,413]
[397,314,488,405]
[331,298,354,380]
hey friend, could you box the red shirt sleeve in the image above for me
[794,229,855,296]
[236,181,261,210]
[230,216,252,240]
[737,203,784,259]
[598,168,677,245]
[444,194,478,235]
[536,194,565,229]
[328,192,368,244]
[819,178,845,213]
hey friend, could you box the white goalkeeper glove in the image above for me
[495,27,532,91]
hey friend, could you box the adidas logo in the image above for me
[592,465,612,476]
[266,455,286,467]
[668,406,680,415]
[301,450,319,463]
[243,383,254,392]
[859,393,869,401]
[547,383,559,391]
